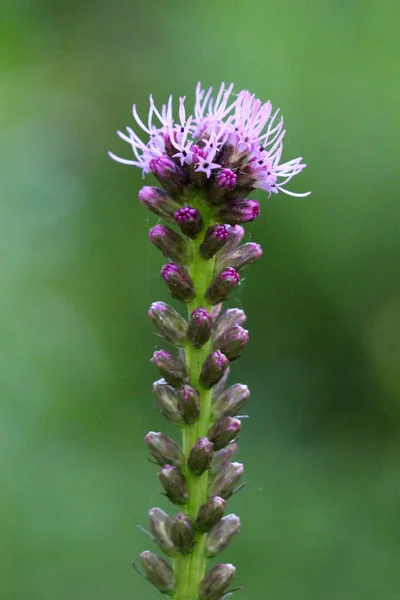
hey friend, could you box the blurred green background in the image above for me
[1,0,400,598]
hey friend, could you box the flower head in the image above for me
[109,83,309,199]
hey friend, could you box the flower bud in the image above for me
[177,384,200,424]
[199,350,230,389]
[158,465,189,505]
[208,417,241,450]
[206,514,241,557]
[212,384,250,419]
[148,507,175,556]
[149,224,191,264]
[219,242,263,271]
[216,198,260,224]
[205,267,240,305]
[174,206,204,238]
[220,225,245,252]
[210,443,238,475]
[213,325,249,361]
[145,432,184,468]
[150,155,187,194]
[151,350,188,388]
[213,308,247,341]
[138,186,181,222]
[187,307,213,348]
[187,437,214,476]
[139,550,175,595]
[148,302,188,347]
[199,225,230,259]
[153,379,182,425]
[199,563,236,600]
[217,168,237,190]
[195,496,226,533]
[161,263,195,303]
[209,461,244,499]
[211,366,230,400]
[170,512,195,554]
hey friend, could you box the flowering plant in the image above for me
[109,83,308,600]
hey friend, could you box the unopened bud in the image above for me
[150,155,187,194]
[213,325,249,361]
[148,507,175,556]
[170,513,195,554]
[209,461,244,499]
[211,366,230,400]
[148,302,188,347]
[158,465,189,505]
[145,432,184,468]
[187,307,213,348]
[213,308,247,341]
[174,206,204,238]
[150,350,188,388]
[212,384,250,419]
[199,350,230,389]
[210,443,238,475]
[195,496,226,533]
[187,437,214,476]
[221,225,245,252]
[177,384,200,424]
[216,198,260,224]
[208,417,241,450]
[199,563,236,600]
[139,550,175,595]
[149,225,191,264]
[153,379,182,425]
[161,263,195,303]
[217,168,237,190]
[199,225,230,259]
[138,186,181,222]
[205,267,240,305]
[219,242,263,271]
[206,514,241,557]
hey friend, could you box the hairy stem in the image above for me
[174,201,217,600]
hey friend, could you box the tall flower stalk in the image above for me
[109,83,309,600]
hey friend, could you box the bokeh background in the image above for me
[1,1,400,598]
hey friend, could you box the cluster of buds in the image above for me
[110,83,308,599]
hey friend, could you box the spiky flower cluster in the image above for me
[109,83,308,600]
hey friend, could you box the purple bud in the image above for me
[219,242,263,271]
[199,225,230,260]
[195,496,226,533]
[150,155,187,193]
[177,384,200,424]
[206,514,241,557]
[187,437,214,476]
[210,443,238,475]
[148,302,188,347]
[208,417,241,450]
[213,308,247,341]
[138,186,181,222]
[161,263,195,303]
[170,513,195,554]
[217,198,260,224]
[149,224,191,264]
[151,350,188,389]
[221,225,245,252]
[199,563,236,600]
[187,307,213,349]
[148,507,175,556]
[217,168,237,190]
[145,432,184,468]
[199,350,230,390]
[139,550,175,595]
[213,325,249,361]
[158,465,189,505]
[212,384,250,419]
[209,461,244,499]
[153,379,182,425]
[205,267,240,305]
[174,206,204,239]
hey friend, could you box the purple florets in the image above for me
[109,82,309,199]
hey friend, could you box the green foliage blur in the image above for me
[1,1,400,598]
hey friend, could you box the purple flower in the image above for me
[109,82,309,198]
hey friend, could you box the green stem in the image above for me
[173,200,217,600]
